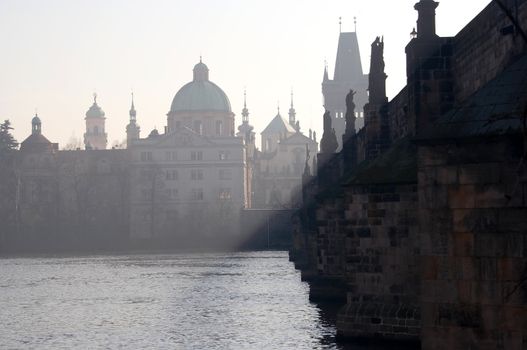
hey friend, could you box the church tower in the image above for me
[126,94,140,148]
[236,90,256,208]
[322,20,368,151]
[84,94,107,150]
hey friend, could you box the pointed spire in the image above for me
[93,92,97,104]
[277,101,281,116]
[241,89,249,123]
[289,89,296,127]
[323,61,329,81]
[129,92,137,121]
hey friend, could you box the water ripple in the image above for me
[0,251,347,349]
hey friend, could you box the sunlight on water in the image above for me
[0,252,345,349]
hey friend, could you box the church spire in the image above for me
[288,89,296,127]
[129,92,137,121]
[237,89,255,147]
[241,89,249,124]
[126,92,140,148]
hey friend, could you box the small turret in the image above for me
[32,114,41,135]
[84,93,108,150]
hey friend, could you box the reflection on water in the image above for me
[1,251,357,349]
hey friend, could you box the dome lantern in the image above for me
[32,114,42,135]
[193,57,209,82]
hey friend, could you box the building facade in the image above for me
[253,97,318,208]
[128,60,247,242]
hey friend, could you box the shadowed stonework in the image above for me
[291,0,527,348]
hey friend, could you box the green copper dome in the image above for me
[170,61,232,113]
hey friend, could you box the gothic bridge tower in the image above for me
[322,20,368,151]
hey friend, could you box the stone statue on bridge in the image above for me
[344,89,356,138]
[320,110,338,154]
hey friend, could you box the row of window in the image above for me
[140,168,233,181]
[140,150,231,162]
[174,120,225,136]
[140,188,231,201]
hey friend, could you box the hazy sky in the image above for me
[0,0,490,147]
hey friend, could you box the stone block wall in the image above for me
[453,0,527,104]
[406,37,455,135]
[419,137,527,350]
[388,87,410,143]
[336,183,420,342]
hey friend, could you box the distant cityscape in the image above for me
[1,29,365,249]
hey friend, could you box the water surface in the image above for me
[1,251,345,349]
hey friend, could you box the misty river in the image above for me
[0,251,409,349]
[1,251,350,349]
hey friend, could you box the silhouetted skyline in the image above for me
[0,0,488,146]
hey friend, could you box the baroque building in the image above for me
[9,60,250,249]
[128,60,247,241]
